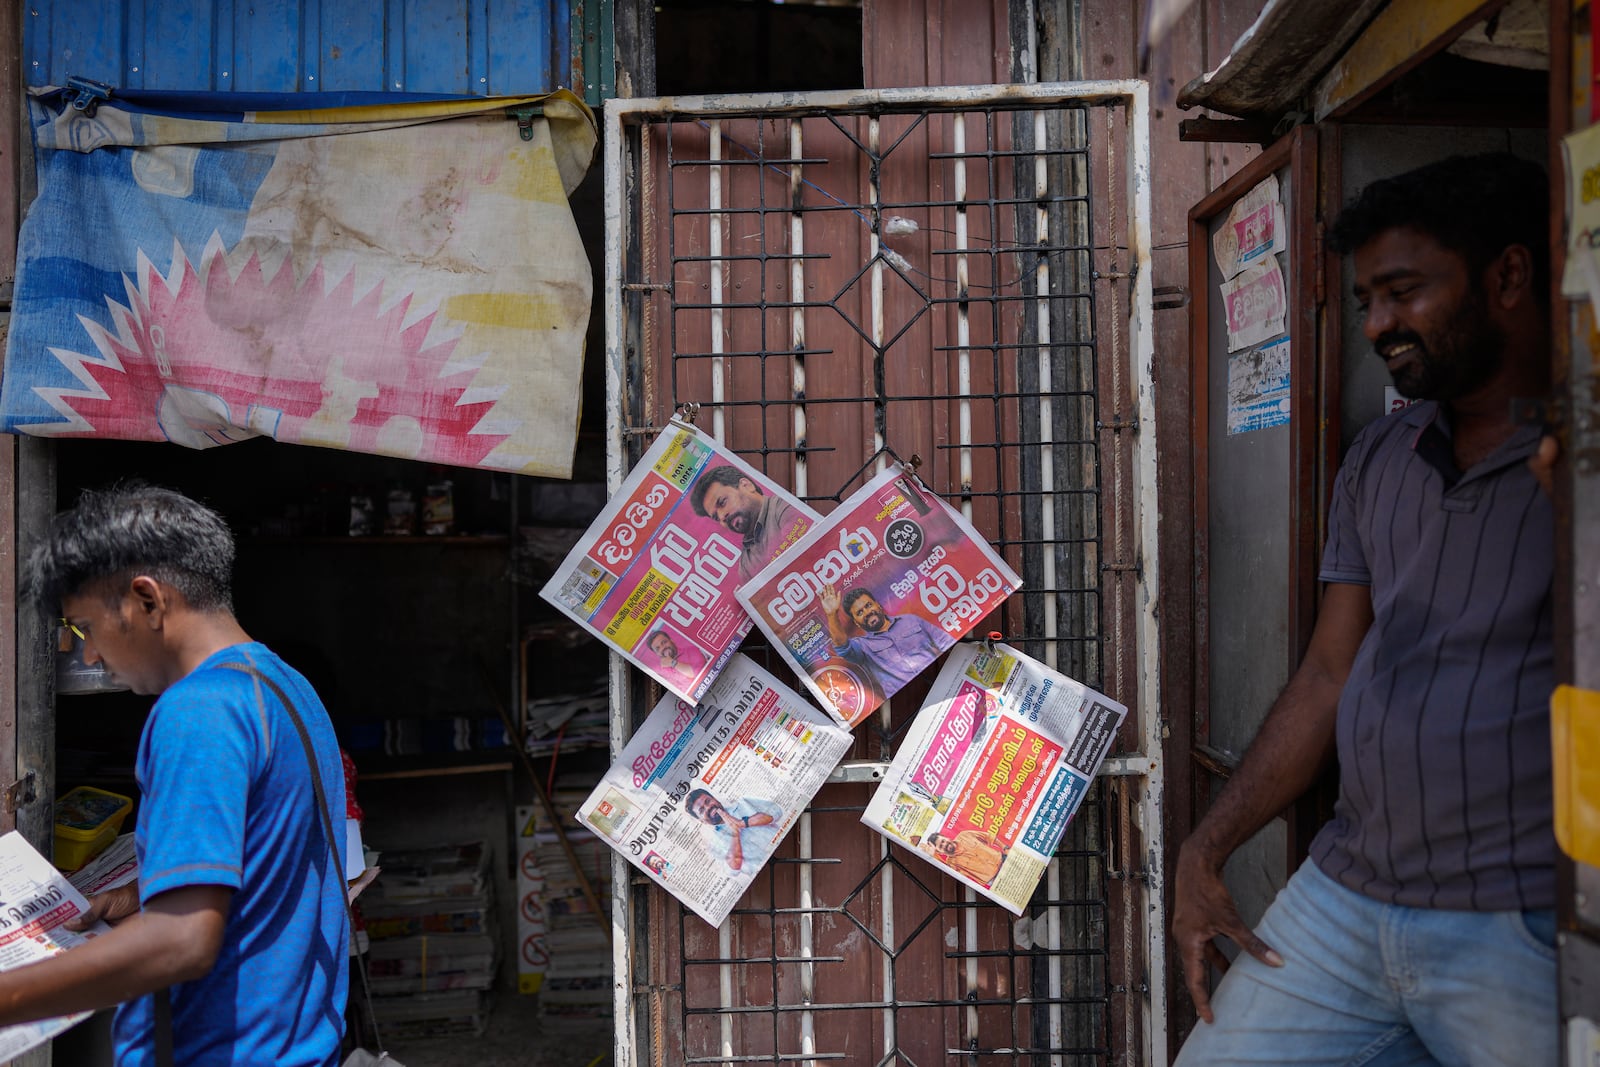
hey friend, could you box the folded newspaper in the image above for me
[0,831,113,1058]
[541,420,818,703]
[577,654,854,927]
[862,641,1126,914]
[739,467,1022,727]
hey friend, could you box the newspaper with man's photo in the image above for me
[861,641,1126,914]
[0,831,113,1058]
[576,654,853,927]
[738,467,1022,727]
[541,420,818,703]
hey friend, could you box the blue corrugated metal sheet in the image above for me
[25,0,574,96]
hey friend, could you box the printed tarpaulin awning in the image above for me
[0,87,597,476]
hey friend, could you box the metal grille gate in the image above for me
[602,82,1161,1066]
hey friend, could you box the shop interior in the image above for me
[48,173,617,1060]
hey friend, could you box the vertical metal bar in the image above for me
[788,114,819,1067]
[710,120,727,440]
[790,118,809,501]
[870,115,886,461]
[719,919,734,1060]
[602,99,638,1067]
[956,112,974,517]
[1030,105,1067,1067]
[1033,108,1059,671]
[1125,81,1167,1066]
[866,112,897,1062]
[950,110,982,1056]
[797,813,817,1066]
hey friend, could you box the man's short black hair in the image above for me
[689,465,762,518]
[686,787,716,819]
[842,587,877,614]
[26,483,236,612]
[1327,152,1549,300]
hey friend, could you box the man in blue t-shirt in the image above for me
[11,485,348,1066]
[819,582,945,698]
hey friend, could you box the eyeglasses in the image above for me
[59,619,88,641]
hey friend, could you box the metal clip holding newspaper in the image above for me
[861,640,1128,914]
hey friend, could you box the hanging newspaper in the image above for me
[738,467,1022,727]
[0,831,113,1057]
[862,641,1126,914]
[541,420,818,703]
[577,654,853,927]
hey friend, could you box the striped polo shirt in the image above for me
[1308,400,1555,911]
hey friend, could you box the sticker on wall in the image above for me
[1220,258,1287,352]
[1226,336,1291,435]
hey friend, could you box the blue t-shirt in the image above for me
[114,643,349,1067]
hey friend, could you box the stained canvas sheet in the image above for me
[1,87,597,476]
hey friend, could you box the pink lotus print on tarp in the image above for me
[33,238,507,466]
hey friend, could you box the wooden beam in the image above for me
[1312,0,1508,121]
[1178,117,1277,145]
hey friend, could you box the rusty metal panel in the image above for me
[605,80,1159,1066]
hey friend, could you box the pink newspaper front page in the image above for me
[541,421,818,703]
[737,467,1022,727]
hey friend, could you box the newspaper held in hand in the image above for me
[861,641,1127,914]
[541,420,818,703]
[0,831,112,1058]
[577,653,853,927]
[738,468,1022,727]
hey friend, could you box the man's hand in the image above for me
[819,584,841,615]
[64,883,140,931]
[745,813,774,828]
[1171,842,1283,1024]
[1528,434,1559,498]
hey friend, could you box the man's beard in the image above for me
[1381,288,1505,402]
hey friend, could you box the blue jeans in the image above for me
[1175,860,1557,1067]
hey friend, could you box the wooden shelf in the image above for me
[353,751,518,781]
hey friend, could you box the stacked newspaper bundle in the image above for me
[523,685,609,758]
[534,784,614,1026]
[360,840,499,1038]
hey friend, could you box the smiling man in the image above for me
[1172,154,1558,1065]
[685,788,782,872]
[645,628,705,685]
[688,465,807,582]
[19,484,348,1066]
